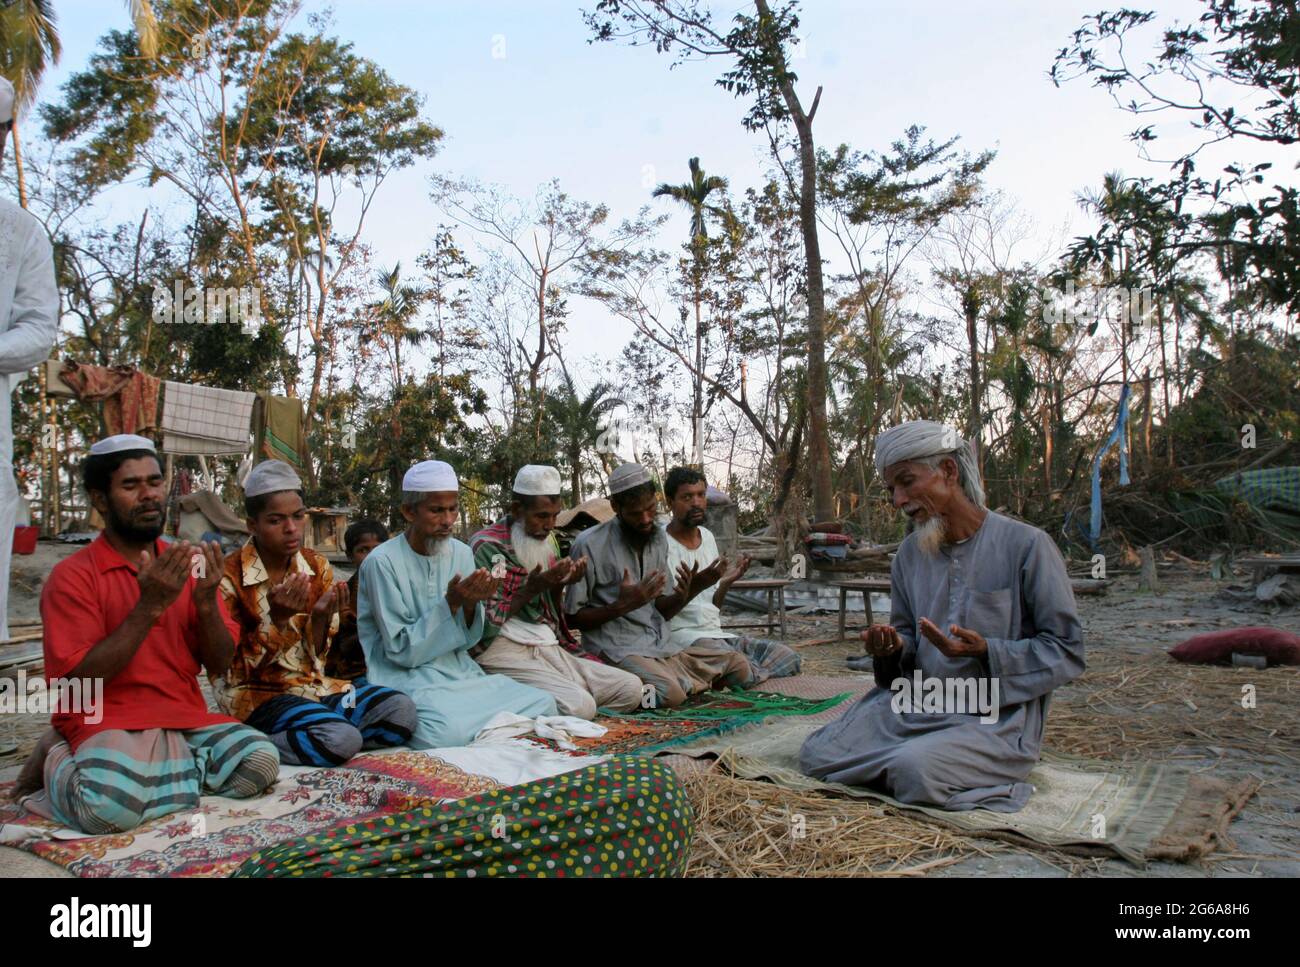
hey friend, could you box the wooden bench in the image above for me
[1236,555,1300,584]
[722,578,792,638]
[829,578,892,640]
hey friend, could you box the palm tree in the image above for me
[368,263,427,391]
[652,157,728,465]
[126,1,160,59]
[2,2,159,208]
[0,0,60,208]
[546,369,623,504]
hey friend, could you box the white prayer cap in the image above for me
[88,434,156,456]
[513,464,561,496]
[0,77,13,125]
[874,420,985,508]
[243,459,303,498]
[608,462,653,496]
[403,459,458,492]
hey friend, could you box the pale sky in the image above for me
[31,0,1243,397]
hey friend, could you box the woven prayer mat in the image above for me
[525,682,853,757]
[666,676,1258,866]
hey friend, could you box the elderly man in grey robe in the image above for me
[799,421,1085,812]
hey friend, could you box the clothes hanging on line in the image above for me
[1088,382,1131,549]
[252,391,306,468]
[161,381,256,455]
[58,361,161,436]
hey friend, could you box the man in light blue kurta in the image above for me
[356,460,555,748]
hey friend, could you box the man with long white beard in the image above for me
[356,460,556,747]
[469,465,643,718]
[799,421,1085,812]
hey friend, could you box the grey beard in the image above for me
[914,515,947,556]
[511,522,555,573]
[424,535,450,556]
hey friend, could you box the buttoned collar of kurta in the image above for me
[564,516,676,663]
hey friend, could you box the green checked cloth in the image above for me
[1214,467,1300,515]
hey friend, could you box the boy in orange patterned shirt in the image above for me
[214,461,417,765]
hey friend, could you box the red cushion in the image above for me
[1168,626,1300,666]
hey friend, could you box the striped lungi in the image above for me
[24,723,279,835]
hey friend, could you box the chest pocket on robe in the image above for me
[963,587,1013,639]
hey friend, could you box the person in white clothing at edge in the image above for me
[0,76,60,642]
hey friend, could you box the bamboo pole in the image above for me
[1142,368,1153,471]
[38,364,51,536]
[50,399,60,536]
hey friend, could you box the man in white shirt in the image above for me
[663,467,801,685]
[0,77,60,641]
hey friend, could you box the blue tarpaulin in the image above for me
[1089,382,1131,548]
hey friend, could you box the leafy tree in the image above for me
[0,0,61,206]
[41,1,443,471]
[652,155,729,463]
[1053,1,1300,313]
[545,370,623,503]
[366,262,426,391]
[819,125,993,479]
[586,0,838,522]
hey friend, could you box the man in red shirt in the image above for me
[15,435,280,834]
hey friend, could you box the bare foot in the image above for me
[13,727,61,798]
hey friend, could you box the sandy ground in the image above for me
[2,540,1297,877]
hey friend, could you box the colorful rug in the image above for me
[0,741,603,877]
[525,685,852,757]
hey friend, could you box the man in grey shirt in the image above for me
[566,463,753,707]
[800,421,1085,812]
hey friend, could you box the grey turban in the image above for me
[874,420,985,508]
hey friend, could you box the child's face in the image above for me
[249,492,307,560]
[350,534,382,566]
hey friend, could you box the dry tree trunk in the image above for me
[1138,545,1159,593]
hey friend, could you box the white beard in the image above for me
[511,522,555,573]
[913,515,947,556]
[424,535,450,557]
